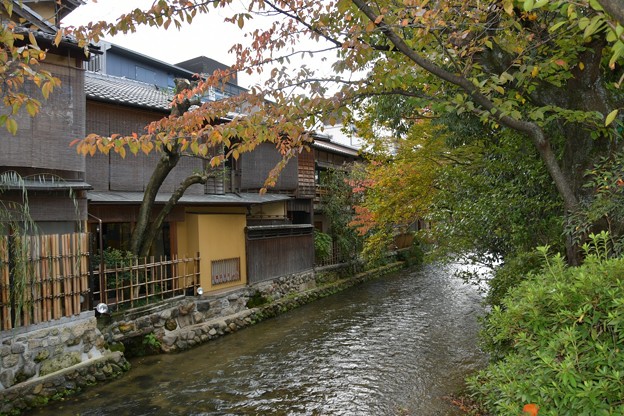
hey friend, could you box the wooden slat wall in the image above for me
[297,148,316,198]
[0,63,85,174]
[246,233,314,284]
[0,233,90,331]
[0,193,87,222]
[240,143,299,191]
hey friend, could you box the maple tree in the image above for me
[66,0,622,262]
[2,0,623,260]
[348,119,444,262]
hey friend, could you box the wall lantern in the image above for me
[95,303,109,314]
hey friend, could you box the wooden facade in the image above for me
[246,225,314,284]
[0,58,90,225]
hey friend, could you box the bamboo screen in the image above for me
[0,233,90,331]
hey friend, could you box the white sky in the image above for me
[62,0,272,88]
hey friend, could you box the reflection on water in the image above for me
[29,264,486,416]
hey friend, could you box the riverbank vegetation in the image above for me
[469,233,624,414]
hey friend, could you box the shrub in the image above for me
[314,230,333,263]
[486,250,544,308]
[469,242,624,414]
[91,247,135,289]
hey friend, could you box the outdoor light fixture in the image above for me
[196,287,204,296]
[95,303,109,314]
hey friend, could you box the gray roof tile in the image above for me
[85,71,173,111]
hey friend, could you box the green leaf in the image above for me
[549,21,567,33]
[605,109,619,126]
[589,0,604,11]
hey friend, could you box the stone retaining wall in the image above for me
[101,264,400,354]
[0,313,129,415]
[99,269,317,352]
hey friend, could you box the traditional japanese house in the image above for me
[83,42,314,295]
[0,0,91,234]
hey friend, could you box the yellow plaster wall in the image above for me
[250,201,286,218]
[27,3,56,23]
[177,212,247,292]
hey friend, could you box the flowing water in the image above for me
[28,264,487,415]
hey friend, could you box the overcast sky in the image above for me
[62,0,269,87]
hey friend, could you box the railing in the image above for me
[0,233,90,331]
[92,254,200,311]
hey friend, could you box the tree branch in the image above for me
[350,0,579,212]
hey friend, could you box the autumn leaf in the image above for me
[522,403,539,416]
[605,109,619,126]
[5,118,17,135]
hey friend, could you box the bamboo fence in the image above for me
[0,233,90,331]
[92,254,200,311]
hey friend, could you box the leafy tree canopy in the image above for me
[2,0,624,260]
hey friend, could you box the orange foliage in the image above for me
[522,403,539,416]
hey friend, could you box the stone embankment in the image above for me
[103,264,401,354]
[0,262,402,415]
[0,314,129,415]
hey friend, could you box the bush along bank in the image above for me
[468,238,624,415]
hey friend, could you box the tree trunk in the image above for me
[130,148,180,256]
[137,172,210,258]
[130,78,200,257]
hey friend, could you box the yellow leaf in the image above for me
[503,0,514,15]
[28,31,37,47]
[605,109,619,126]
[531,66,539,77]
[579,62,585,70]
[54,30,62,47]
[374,14,384,24]
[6,118,17,135]
[25,101,37,117]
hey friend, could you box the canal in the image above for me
[29,263,487,415]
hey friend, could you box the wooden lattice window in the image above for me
[211,258,241,285]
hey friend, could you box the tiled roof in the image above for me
[88,191,292,205]
[85,72,173,111]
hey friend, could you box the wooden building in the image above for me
[0,0,91,235]
[83,42,314,293]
